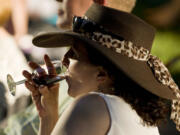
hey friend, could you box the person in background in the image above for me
[56,0,136,29]
[14,0,136,61]
[2,0,31,52]
[11,0,29,45]
[0,0,11,26]
[2,0,63,62]
[0,0,31,127]
[145,0,180,28]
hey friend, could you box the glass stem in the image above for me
[15,79,26,85]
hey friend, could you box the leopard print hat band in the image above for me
[76,19,180,130]
[88,32,180,131]
[72,16,180,130]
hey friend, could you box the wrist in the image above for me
[40,109,59,120]
[39,114,59,135]
[40,114,58,124]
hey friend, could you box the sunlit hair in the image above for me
[0,0,11,26]
[80,40,169,126]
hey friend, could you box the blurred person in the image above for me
[56,0,136,29]
[107,0,136,12]
[29,0,136,62]
[145,0,180,27]
[23,3,180,135]
[0,0,31,126]
[11,0,29,44]
[0,0,36,63]
[26,0,69,62]
[27,0,136,61]
[1,0,65,62]
[0,0,11,26]
[3,0,32,53]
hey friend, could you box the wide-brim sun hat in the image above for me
[33,3,179,100]
[33,3,180,131]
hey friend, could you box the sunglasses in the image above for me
[72,16,124,41]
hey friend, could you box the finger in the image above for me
[44,54,56,76]
[23,70,37,85]
[25,81,36,92]
[25,81,39,96]
[39,85,49,97]
[23,70,32,81]
[29,61,46,77]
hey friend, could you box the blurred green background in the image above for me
[134,0,180,86]
[134,0,180,134]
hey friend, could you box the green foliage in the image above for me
[151,31,180,74]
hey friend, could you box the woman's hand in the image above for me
[23,54,59,118]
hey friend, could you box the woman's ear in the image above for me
[96,67,108,83]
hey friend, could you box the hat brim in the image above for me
[33,31,177,100]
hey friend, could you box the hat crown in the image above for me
[85,3,156,51]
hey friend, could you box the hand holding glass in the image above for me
[7,60,66,96]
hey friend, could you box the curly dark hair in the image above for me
[84,42,170,127]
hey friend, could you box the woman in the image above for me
[23,3,180,135]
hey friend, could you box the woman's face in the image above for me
[62,42,101,97]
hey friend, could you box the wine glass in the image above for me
[7,60,67,96]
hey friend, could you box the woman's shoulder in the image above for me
[75,92,108,105]
[52,93,110,135]
[73,92,110,119]
[72,93,111,133]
